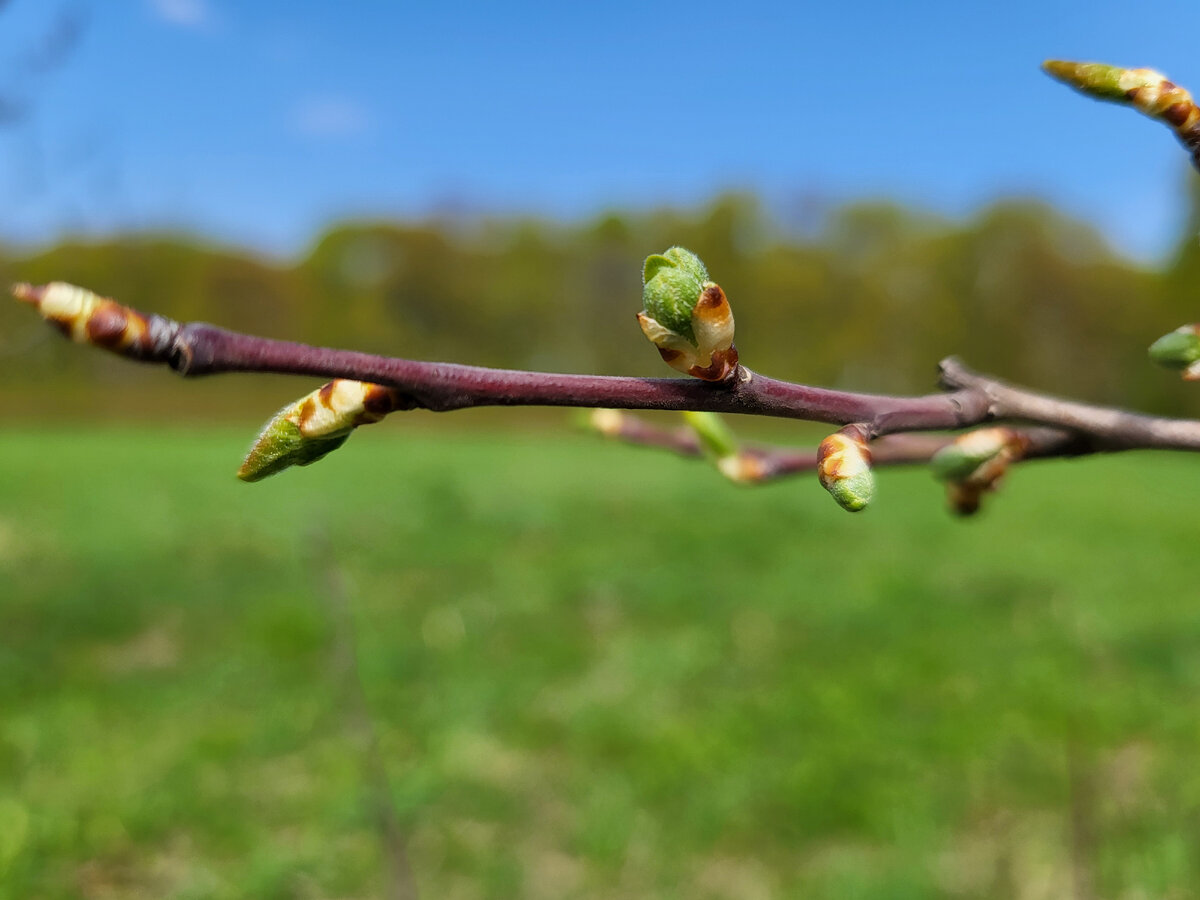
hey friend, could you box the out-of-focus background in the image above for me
[5,2,1200,898]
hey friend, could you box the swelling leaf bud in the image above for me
[11,281,178,361]
[642,247,709,340]
[931,428,1013,482]
[930,427,1028,517]
[638,247,738,382]
[239,380,403,482]
[817,430,874,512]
[1043,61,1200,133]
[1149,325,1200,378]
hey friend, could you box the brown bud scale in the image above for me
[688,346,739,382]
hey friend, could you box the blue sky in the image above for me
[2,0,1200,261]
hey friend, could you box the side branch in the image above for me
[589,412,1090,480]
[939,357,1200,450]
[167,327,1200,449]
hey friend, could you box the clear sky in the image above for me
[2,0,1200,261]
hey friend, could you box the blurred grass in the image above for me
[2,425,1200,898]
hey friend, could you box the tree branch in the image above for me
[587,412,1092,480]
[156,323,1200,451]
[176,321,989,431]
[939,357,1200,450]
[15,282,1200,456]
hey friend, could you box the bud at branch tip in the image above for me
[10,281,169,358]
[11,283,39,304]
[1043,60,1200,134]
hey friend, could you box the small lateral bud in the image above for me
[11,281,175,360]
[585,408,628,438]
[682,410,759,484]
[239,379,403,482]
[638,247,738,382]
[715,452,767,484]
[1043,60,1200,133]
[817,428,874,512]
[681,411,738,461]
[1149,325,1200,378]
[931,427,1028,517]
[930,427,1015,482]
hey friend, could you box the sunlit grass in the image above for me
[2,427,1199,898]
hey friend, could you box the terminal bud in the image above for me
[12,282,176,360]
[1043,61,1200,134]
[638,247,737,381]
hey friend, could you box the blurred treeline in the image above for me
[4,192,1200,421]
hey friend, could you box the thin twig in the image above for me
[939,357,1200,450]
[590,411,1094,482]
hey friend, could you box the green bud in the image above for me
[638,247,737,381]
[931,439,1002,482]
[827,469,874,512]
[930,428,1028,516]
[1042,60,1127,102]
[682,410,738,460]
[1043,60,1200,133]
[817,432,874,512]
[642,247,709,343]
[238,415,350,483]
[237,379,401,482]
[1149,325,1200,370]
[931,428,1025,482]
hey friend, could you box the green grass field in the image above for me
[2,426,1199,899]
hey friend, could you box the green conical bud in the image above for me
[238,416,351,482]
[1042,61,1128,102]
[642,247,708,343]
[1043,60,1200,133]
[238,379,402,482]
[1149,325,1200,371]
